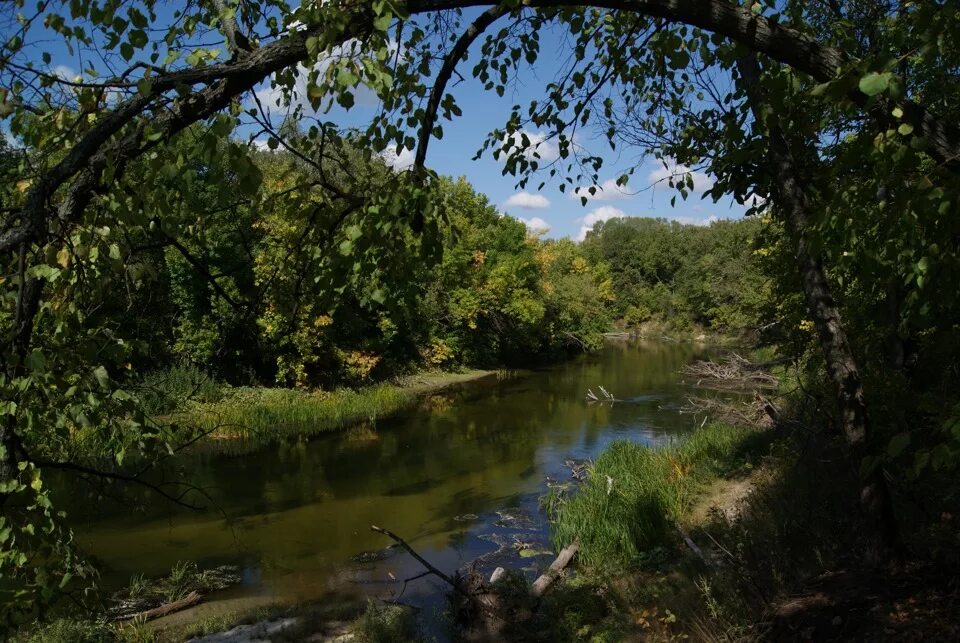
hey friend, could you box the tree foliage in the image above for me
[582,216,769,330]
[2,0,960,628]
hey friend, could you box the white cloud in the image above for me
[499,130,561,163]
[572,178,631,202]
[503,191,550,210]
[250,138,272,151]
[253,38,392,114]
[738,192,768,208]
[380,146,415,171]
[669,215,719,227]
[647,157,714,194]
[52,65,79,82]
[519,216,551,234]
[576,205,626,241]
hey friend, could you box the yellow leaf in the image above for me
[16,179,31,193]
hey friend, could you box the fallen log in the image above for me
[678,526,707,563]
[118,591,202,622]
[530,542,579,598]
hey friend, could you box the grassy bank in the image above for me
[164,369,493,448]
[547,423,769,569]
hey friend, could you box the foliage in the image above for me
[134,364,224,416]
[582,217,770,331]
[426,178,610,365]
[3,0,960,631]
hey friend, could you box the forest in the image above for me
[2,0,960,641]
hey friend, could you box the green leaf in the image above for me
[887,432,910,458]
[129,29,148,48]
[93,365,111,389]
[897,123,914,136]
[25,350,46,371]
[858,72,892,97]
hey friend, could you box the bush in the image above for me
[354,601,416,643]
[135,364,223,415]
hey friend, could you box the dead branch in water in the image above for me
[683,354,779,390]
[586,386,617,403]
[530,542,579,598]
[681,392,779,429]
[371,525,465,595]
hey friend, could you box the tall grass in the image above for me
[547,424,768,569]
[179,384,414,445]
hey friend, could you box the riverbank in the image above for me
[170,368,495,451]
[604,320,753,346]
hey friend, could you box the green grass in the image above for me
[353,601,417,643]
[547,424,769,569]
[178,383,415,445]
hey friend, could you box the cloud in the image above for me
[250,138,272,151]
[738,193,768,209]
[499,130,561,163]
[380,146,415,171]
[576,205,626,241]
[253,38,395,114]
[572,178,631,202]
[647,157,714,194]
[519,216,551,234]
[669,215,719,227]
[52,65,79,82]
[503,191,551,210]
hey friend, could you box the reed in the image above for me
[547,423,768,569]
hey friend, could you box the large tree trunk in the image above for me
[736,55,901,564]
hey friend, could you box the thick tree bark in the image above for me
[736,55,901,564]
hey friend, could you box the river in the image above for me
[71,339,715,634]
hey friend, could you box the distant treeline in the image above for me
[581,216,770,331]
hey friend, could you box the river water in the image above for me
[72,339,714,632]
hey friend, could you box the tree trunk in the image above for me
[736,55,901,564]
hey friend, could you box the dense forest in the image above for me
[2,0,960,641]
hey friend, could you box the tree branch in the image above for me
[414,5,509,172]
[371,525,466,594]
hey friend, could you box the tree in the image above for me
[3,0,960,619]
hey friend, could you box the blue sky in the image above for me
[8,5,748,240]
[249,14,751,240]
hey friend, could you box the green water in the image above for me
[72,339,716,625]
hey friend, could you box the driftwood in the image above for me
[681,391,780,429]
[371,524,580,641]
[530,542,579,598]
[118,591,201,622]
[682,354,779,390]
[678,526,707,563]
